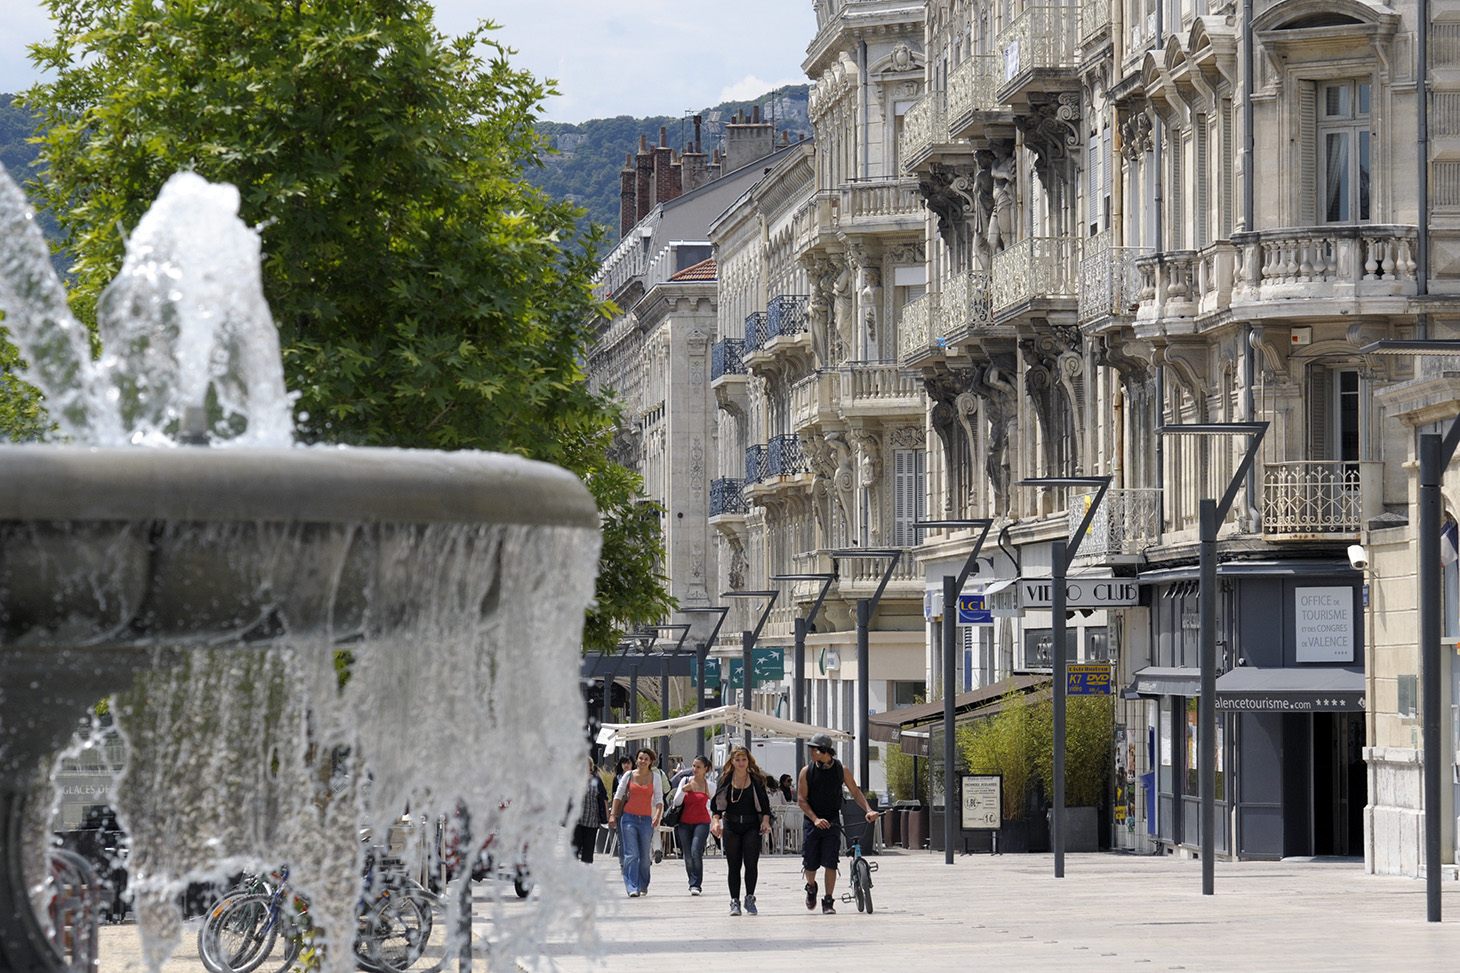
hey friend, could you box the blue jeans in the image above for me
[618,813,654,894]
[676,821,710,890]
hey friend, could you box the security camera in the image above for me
[1348,544,1369,571]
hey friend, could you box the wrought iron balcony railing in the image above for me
[1079,0,1111,42]
[938,269,994,340]
[710,477,748,517]
[1261,461,1377,537]
[766,295,810,339]
[767,433,809,476]
[745,444,768,485]
[711,338,746,380]
[1078,239,1152,323]
[947,55,1003,131]
[897,291,940,367]
[997,6,1079,88]
[899,91,947,172]
[991,236,1079,313]
[1069,488,1162,559]
[743,311,769,353]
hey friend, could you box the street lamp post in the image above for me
[721,590,780,748]
[912,520,995,865]
[1361,337,1460,921]
[1013,477,1111,879]
[829,549,904,793]
[1156,423,1267,896]
[770,573,837,776]
[680,606,729,755]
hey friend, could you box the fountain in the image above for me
[0,168,602,971]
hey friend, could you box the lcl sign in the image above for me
[1019,579,1139,609]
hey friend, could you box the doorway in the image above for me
[1312,711,1365,856]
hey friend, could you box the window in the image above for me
[1022,627,1078,669]
[1085,626,1113,661]
[893,448,927,546]
[1309,365,1361,471]
[892,680,926,707]
[1318,80,1371,222]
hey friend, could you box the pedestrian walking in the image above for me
[709,746,772,916]
[608,747,664,897]
[571,755,609,864]
[797,732,878,914]
[671,755,716,895]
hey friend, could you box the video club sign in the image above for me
[1019,578,1139,609]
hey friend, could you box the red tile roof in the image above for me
[669,257,716,282]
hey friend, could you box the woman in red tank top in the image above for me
[670,755,716,895]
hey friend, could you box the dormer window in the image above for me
[1319,80,1371,223]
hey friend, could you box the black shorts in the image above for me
[801,819,841,871]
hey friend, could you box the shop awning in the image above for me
[1214,666,1365,712]
[867,674,1051,755]
[1130,666,1203,698]
[594,704,852,750]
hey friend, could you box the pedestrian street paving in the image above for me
[95,850,1460,972]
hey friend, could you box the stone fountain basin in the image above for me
[0,446,597,647]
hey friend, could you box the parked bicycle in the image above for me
[840,817,879,914]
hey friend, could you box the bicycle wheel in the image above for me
[200,893,303,973]
[358,887,442,973]
[852,858,873,914]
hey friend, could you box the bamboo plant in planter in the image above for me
[1033,694,1115,852]
[956,689,1040,852]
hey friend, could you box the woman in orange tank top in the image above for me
[608,747,663,897]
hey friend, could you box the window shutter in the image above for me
[1298,82,1317,225]
[1221,99,1235,236]
[1195,115,1210,248]
[916,448,927,525]
[894,449,913,547]
[1102,127,1112,231]
[1308,366,1330,460]
[1170,133,1184,249]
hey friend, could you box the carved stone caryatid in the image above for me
[823,429,857,536]
[806,254,837,366]
[831,255,855,364]
[850,427,883,542]
[1120,107,1154,161]
[971,357,1019,513]
[987,144,1018,256]
[861,266,882,341]
[802,430,837,544]
[1014,91,1081,185]
[917,160,985,252]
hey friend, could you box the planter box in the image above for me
[1050,805,1099,852]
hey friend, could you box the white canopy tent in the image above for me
[595,704,852,751]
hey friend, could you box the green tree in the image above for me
[22,0,672,649]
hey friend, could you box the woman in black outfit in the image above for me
[709,746,772,916]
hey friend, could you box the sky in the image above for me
[0,1,820,124]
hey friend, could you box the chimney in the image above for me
[619,152,636,239]
[652,128,680,205]
[681,136,709,192]
[721,102,777,174]
[694,114,703,154]
[635,134,653,224]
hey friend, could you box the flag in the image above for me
[1442,519,1459,567]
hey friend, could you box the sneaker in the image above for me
[729,899,742,916]
[804,881,818,910]
[690,886,702,896]
[821,895,835,915]
[628,890,640,898]
[639,888,648,896]
[744,894,757,916]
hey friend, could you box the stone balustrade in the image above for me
[840,178,924,223]
[839,361,923,409]
[1232,225,1419,302]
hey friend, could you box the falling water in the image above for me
[0,164,603,972]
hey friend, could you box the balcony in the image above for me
[1078,239,1151,325]
[996,6,1080,108]
[791,370,840,431]
[838,361,924,418]
[743,311,769,353]
[838,179,925,232]
[1230,225,1419,317]
[711,338,746,381]
[1078,0,1111,46]
[1133,243,1239,325]
[1261,461,1381,540]
[745,444,768,485]
[897,291,941,368]
[1069,488,1162,561]
[899,91,949,174]
[947,55,1007,139]
[767,433,810,477]
[938,269,995,346]
[766,295,810,340]
[709,477,748,517]
[991,237,1079,317]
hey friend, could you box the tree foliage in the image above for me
[22,0,673,649]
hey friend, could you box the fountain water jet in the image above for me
[0,166,602,972]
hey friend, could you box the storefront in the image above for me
[1131,561,1365,860]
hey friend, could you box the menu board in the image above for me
[960,774,1002,831]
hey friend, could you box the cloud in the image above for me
[718,74,806,104]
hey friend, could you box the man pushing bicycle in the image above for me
[796,732,879,915]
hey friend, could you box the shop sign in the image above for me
[1294,586,1354,663]
[958,594,991,624]
[1019,578,1139,609]
[1067,663,1114,695]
